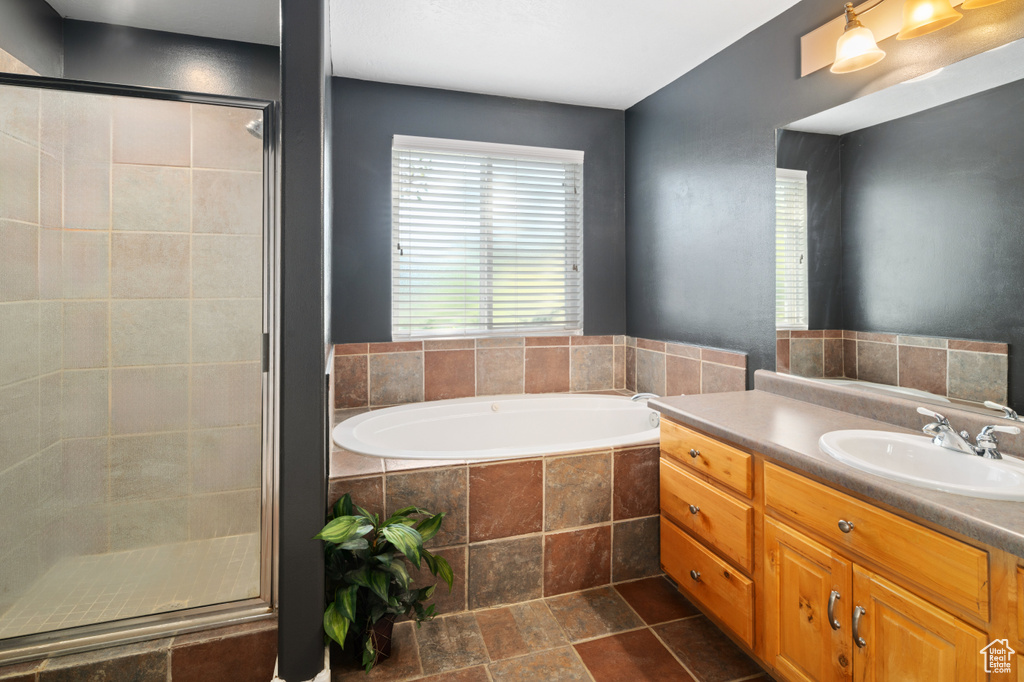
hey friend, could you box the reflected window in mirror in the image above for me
[775,168,808,330]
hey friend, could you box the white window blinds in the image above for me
[391,135,584,340]
[776,168,809,330]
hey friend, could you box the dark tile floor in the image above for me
[331,576,769,681]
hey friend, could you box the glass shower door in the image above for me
[0,80,270,645]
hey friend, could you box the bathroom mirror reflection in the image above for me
[774,38,1024,417]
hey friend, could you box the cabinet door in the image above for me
[764,518,853,682]
[851,566,986,682]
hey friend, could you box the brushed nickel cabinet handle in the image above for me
[853,606,867,648]
[827,590,841,630]
[689,448,700,458]
[690,570,701,582]
[689,504,700,515]
[838,519,855,533]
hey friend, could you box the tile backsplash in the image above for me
[777,330,1009,404]
[333,335,748,410]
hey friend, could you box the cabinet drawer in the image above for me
[764,463,990,620]
[661,457,754,572]
[660,419,753,498]
[661,516,754,647]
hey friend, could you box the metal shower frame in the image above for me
[0,71,280,665]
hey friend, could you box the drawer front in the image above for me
[661,419,753,498]
[764,463,990,620]
[661,516,754,647]
[661,457,754,572]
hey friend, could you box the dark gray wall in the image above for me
[63,20,279,100]
[777,129,844,330]
[625,0,1024,389]
[278,0,329,679]
[330,78,625,343]
[0,0,61,76]
[841,78,1024,406]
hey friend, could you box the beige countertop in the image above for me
[651,389,1024,559]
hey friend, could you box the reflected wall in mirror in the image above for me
[775,39,1024,413]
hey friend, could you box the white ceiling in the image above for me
[44,0,808,110]
[44,0,279,46]
[329,0,804,109]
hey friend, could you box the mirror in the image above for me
[775,38,1024,416]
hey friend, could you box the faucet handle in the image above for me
[984,401,1020,421]
[917,406,949,426]
[979,424,1021,439]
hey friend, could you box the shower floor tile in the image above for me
[0,533,260,641]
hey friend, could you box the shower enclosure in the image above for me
[0,74,276,662]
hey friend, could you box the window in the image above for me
[391,135,584,340]
[775,168,808,330]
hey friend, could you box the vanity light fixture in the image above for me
[831,3,887,73]
[896,0,962,40]
[961,0,1008,8]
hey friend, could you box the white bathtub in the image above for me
[332,394,661,460]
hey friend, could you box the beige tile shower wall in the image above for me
[0,48,37,77]
[333,335,749,410]
[1,87,266,603]
[777,330,1009,404]
[0,81,63,614]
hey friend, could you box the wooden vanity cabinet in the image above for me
[660,418,1010,682]
[764,517,986,682]
[764,517,853,682]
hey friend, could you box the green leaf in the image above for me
[421,550,438,574]
[418,584,435,601]
[362,636,376,671]
[315,515,373,544]
[367,569,391,603]
[332,493,353,520]
[390,505,429,518]
[373,551,394,566]
[382,524,423,568]
[336,584,359,622]
[415,512,445,542]
[433,555,454,592]
[354,504,375,521]
[338,537,369,551]
[345,565,371,589]
[382,561,411,589]
[323,602,350,648]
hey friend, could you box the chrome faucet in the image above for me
[630,392,659,402]
[917,406,1020,459]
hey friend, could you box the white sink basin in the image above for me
[819,430,1024,501]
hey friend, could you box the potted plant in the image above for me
[316,493,454,672]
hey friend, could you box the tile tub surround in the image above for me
[333,336,748,410]
[328,442,662,614]
[328,576,767,682]
[777,330,1009,404]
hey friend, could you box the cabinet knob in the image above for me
[838,519,855,534]
[689,448,700,459]
[689,570,701,582]
[689,504,700,515]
